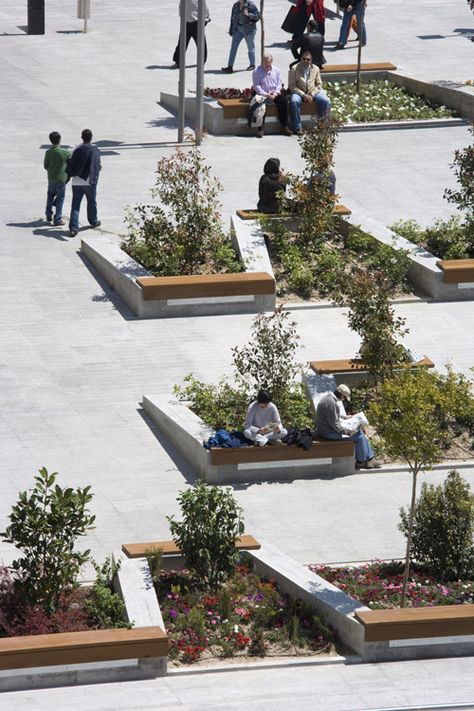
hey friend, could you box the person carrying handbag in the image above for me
[222,0,260,73]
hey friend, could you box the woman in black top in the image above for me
[257,158,286,214]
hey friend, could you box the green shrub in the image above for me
[167,481,244,590]
[174,375,248,430]
[123,144,242,276]
[85,557,131,629]
[1,468,95,614]
[399,470,474,581]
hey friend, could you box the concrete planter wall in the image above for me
[81,234,275,319]
[159,70,471,137]
[0,554,167,692]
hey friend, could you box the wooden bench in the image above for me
[218,97,318,120]
[309,356,435,374]
[122,534,261,559]
[436,259,474,284]
[355,605,474,642]
[321,62,397,74]
[236,204,351,220]
[136,272,274,300]
[209,439,353,466]
[0,627,168,672]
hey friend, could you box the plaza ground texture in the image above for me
[1,0,474,708]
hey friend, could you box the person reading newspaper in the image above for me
[244,389,288,446]
[316,385,381,469]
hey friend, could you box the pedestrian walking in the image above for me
[67,129,102,238]
[222,0,260,74]
[172,0,210,69]
[43,132,70,226]
[334,0,367,49]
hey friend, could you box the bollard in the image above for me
[27,0,45,35]
[77,0,91,33]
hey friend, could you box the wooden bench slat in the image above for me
[210,439,354,465]
[236,204,351,221]
[0,626,168,671]
[321,62,397,73]
[355,605,474,642]
[122,534,261,559]
[137,272,275,300]
[437,259,474,284]
[309,357,435,374]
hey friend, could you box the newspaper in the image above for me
[343,411,368,432]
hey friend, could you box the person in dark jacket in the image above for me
[222,0,260,73]
[67,129,102,238]
[291,20,326,68]
[257,158,286,214]
[335,0,367,49]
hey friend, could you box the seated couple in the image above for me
[316,384,382,469]
[244,389,287,446]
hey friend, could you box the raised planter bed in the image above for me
[159,69,471,137]
[81,234,275,319]
[122,538,474,664]
[0,554,167,692]
[141,395,356,483]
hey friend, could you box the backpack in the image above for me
[247,95,267,128]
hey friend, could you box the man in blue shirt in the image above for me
[252,54,293,138]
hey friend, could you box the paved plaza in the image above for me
[1,0,474,708]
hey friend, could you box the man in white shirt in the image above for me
[172,0,210,69]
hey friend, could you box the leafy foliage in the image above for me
[167,481,244,590]
[84,557,131,629]
[390,216,474,259]
[175,310,314,430]
[368,368,474,606]
[1,468,95,614]
[399,471,474,582]
[327,79,453,123]
[444,123,474,243]
[123,144,242,276]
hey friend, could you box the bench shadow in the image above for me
[137,408,198,485]
[76,251,138,321]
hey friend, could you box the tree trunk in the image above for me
[400,466,419,608]
[260,0,265,61]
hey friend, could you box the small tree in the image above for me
[1,468,95,613]
[231,308,300,404]
[399,470,474,581]
[124,144,240,276]
[368,369,446,607]
[444,123,474,245]
[167,481,244,590]
[333,267,408,379]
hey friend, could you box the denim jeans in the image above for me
[338,5,367,47]
[46,182,66,224]
[227,28,256,68]
[290,90,331,129]
[320,429,374,463]
[69,185,98,232]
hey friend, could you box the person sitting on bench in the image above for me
[257,158,286,214]
[244,389,288,446]
[288,51,331,134]
[316,384,381,469]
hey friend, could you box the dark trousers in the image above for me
[264,93,289,128]
[173,21,208,66]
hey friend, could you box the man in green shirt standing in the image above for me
[43,131,71,226]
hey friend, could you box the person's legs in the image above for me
[172,21,194,65]
[266,427,288,442]
[53,183,66,224]
[244,31,256,67]
[337,9,354,47]
[227,30,244,67]
[244,426,268,446]
[69,186,84,233]
[45,184,55,222]
[317,20,325,36]
[290,93,303,130]
[313,90,331,117]
[84,184,99,227]
[273,93,289,127]
[318,430,373,464]
[355,4,367,45]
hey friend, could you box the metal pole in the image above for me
[195,0,205,145]
[356,6,365,94]
[177,0,187,143]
